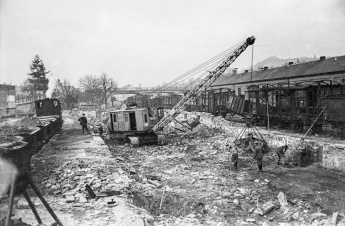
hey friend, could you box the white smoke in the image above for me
[46,74,57,98]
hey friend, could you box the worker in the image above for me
[225,144,237,170]
[231,146,239,171]
[297,138,307,167]
[78,113,89,135]
[252,141,264,172]
[275,145,289,165]
[245,133,258,152]
[98,124,104,138]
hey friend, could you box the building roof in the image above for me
[211,55,345,87]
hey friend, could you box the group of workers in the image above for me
[77,113,309,170]
[226,133,308,172]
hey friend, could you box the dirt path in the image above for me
[1,117,151,226]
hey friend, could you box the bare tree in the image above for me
[99,73,118,108]
[79,75,101,105]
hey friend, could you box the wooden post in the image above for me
[256,89,260,117]
[278,88,282,121]
[219,89,222,116]
[267,90,270,131]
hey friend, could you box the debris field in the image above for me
[1,114,345,226]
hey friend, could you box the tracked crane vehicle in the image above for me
[107,36,256,146]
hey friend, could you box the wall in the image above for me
[187,111,345,172]
[0,84,16,116]
[16,102,35,114]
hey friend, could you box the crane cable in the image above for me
[158,41,244,91]
[168,56,227,91]
[157,40,246,91]
[180,56,229,91]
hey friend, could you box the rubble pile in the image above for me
[3,111,344,226]
[35,158,130,199]
[104,127,345,226]
[186,112,322,167]
[0,117,42,135]
[20,153,153,225]
[0,135,16,145]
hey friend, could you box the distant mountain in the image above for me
[252,56,318,70]
[223,56,320,76]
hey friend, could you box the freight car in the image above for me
[321,94,345,136]
[125,82,345,137]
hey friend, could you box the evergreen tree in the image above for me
[26,55,50,99]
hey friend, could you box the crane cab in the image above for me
[107,105,161,145]
[109,108,157,132]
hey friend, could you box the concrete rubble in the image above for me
[1,111,345,226]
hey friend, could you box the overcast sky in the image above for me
[1,0,345,88]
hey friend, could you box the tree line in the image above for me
[19,55,118,110]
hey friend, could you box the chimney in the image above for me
[232,68,238,75]
[288,62,294,65]
[263,66,269,70]
[244,70,249,73]
[320,56,326,61]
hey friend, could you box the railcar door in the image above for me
[129,112,137,131]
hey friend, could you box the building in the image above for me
[203,55,345,132]
[0,84,16,115]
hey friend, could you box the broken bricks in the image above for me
[277,192,289,214]
[253,201,275,216]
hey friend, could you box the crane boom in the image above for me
[152,36,256,132]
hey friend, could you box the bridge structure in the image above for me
[113,87,190,95]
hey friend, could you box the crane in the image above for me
[152,36,256,133]
[106,36,255,146]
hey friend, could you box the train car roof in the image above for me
[109,108,148,113]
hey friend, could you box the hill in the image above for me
[253,56,318,70]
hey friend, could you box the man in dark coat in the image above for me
[253,141,264,172]
[78,113,89,135]
[276,145,289,165]
[297,138,307,167]
[98,124,104,138]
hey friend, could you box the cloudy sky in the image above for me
[1,0,344,88]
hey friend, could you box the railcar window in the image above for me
[125,115,128,122]
[144,114,148,123]
[113,114,117,122]
[53,101,58,107]
[37,102,43,108]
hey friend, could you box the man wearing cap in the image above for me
[276,145,289,165]
[253,141,264,171]
[78,113,89,135]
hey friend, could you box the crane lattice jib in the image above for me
[152,36,256,132]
